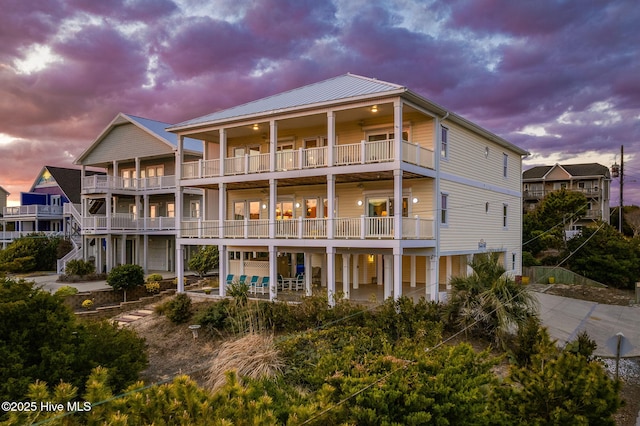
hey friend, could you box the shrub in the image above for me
[0,234,61,272]
[194,299,232,333]
[165,293,192,324]
[54,285,78,297]
[227,281,250,306]
[188,246,219,277]
[82,299,94,310]
[146,273,164,283]
[65,259,96,276]
[145,281,160,294]
[106,264,145,302]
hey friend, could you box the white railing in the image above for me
[402,217,434,239]
[180,216,433,239]
[82,175,176,191]
[63,203,82,223]
[334,143,362,166]
[0,230,63,241]
[180,139,435,179]
[402,141,434,169]
[57,238,82,274]
[81,215,175,232]
[3,205,63,216]
[276,151,298,171]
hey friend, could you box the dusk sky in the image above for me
[1,0,637,207]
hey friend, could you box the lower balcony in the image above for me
[180,216,434,240]
[82,214,176,233]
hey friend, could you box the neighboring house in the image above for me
[523,163,611,236]
[0,166,98,250]
[168,73,528,302]
[0,186,8,217]
[74,113,204,274]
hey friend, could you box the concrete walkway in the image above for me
[18,273,111,293]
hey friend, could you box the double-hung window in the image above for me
[503,153,508,178]
[441,193,449,225]
[441,126,449,159]
[503,203,508,228]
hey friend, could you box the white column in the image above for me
[219,183,226,238]
[106,237,113,272]
[383,255,393,299]
[394,169,402,240]
[270,121,277,172]
[352,254,359,289]
[269,179,277,239]
[327,111,335,167]
[219,129,226,176]
[327,175,335,239]
[377,255,383,286]
[176,244,184,293]
[429,255,439,302]
[219,245,227,297]
[304,252,312,296]
[410,255,416,287]
[239,251,245,275]
[466,254,474,277]
[393,248,402,301]
[394,99,403,168]
[121,234,126,265]
[321,254,327,287]
[269,246,278,301]
[445,255,452,289]
[342,253,350,299]
[326,247,336,306]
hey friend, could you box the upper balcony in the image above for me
[523,186,602,200]
[180,215,434,240]
[3,205,63,218]
[82,175,176,194]
[182,139,434,180]
[81,214,176,234]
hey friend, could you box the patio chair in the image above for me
[258,276,269,294]
[277,274,285,291]
[248,276,260,294]
[238,275,247,285]
[225,274,234,286]
[292,273,304,291]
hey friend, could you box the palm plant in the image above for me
[446,252,538,346]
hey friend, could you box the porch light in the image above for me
[368,254,375,263]
[295,202,301,208]
[357,200,363,206]
[412,197,418,204]
[252,123,259,130]
[371,105,378,113]
[262,204,267,210]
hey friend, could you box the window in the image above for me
[503,153,508,178]
[190,200,200,218]
[441,126,449,159]
[441,193,448,225]
[149,204,158,218]
[121,169,135,188]
[512,252,517,271]
[276,200,294,220]
[503,203,508,228]
[167,202,175,218]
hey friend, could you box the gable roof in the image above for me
[75,113,202,165]
[523,163,611,180]
[170,74,404,129]
[29,166,103,204]
[0,186,9,196]
[168,73,529,156]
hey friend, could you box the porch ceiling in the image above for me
[197,170,425,190]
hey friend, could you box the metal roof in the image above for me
[170,73,405,129]
[126,114,201,152]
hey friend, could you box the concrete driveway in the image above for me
[535,291,640,358]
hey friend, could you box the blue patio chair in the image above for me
[248,276,260,294]
[258,276,269,294]
[226,274,234,286]
[277,274,285,291]
[238,275,247,285]
[293,273,304,291]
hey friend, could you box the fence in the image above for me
[523,266,607,287]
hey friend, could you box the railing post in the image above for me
[360,215,366,239]
[244,154,249,174]
[298,216,303,238]
[244,217,249,238]
[299,148,304,169]
[361,140,366,164]
[415,215,420,239]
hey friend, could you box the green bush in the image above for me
[54,285,79,297]
[188,246,219,277]
[106,264,145,301]
[165,293,192,324]
[65,259,96,276]
[146,273,164,283]
[194,299,232,333]
[0,234,61,272]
